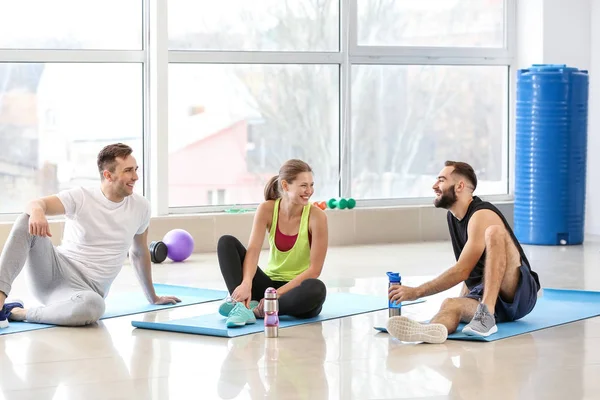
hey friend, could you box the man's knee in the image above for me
[440,298,458,310]
[485,225,506,246]
[11,213,30,234]
[439,297,480,322]
[440,298,464,314]
[69,291,105,325]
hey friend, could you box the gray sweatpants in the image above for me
[0,214,105,326]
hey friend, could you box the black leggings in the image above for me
[217,235,326,319]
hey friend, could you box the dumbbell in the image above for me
[149,241,168,263]
[327,198,356,210]
[312,201,327,210]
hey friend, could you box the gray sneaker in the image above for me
[462,303,498,337]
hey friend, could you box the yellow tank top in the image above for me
[264,198,312,281]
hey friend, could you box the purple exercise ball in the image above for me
[162,229,194,262]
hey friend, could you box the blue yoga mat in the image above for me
[0,284,227,336]
[374,288,600,342]
[131,292,425,337]
[102,284,227,319]
[0,321,56,335]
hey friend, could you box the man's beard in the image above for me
[434,185,458,209]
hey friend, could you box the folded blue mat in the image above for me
[374,288,600,342]
[131,292,426,337]
[0,284,227,336]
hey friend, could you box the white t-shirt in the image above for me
[56,186,151,296]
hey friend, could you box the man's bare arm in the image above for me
[25,196,66,237]
[26,196,65,216]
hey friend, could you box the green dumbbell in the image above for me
[328,198,356,210]
[327,198,341,209]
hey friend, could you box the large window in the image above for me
[168,0,339,51]
[0,64,144,214]
[0,1,142,50]
[0,0,513,215]
[351,65,508,199]
[166,0,512,211]
[356,0,505,48]
[0,2,144,215]
[167,64,339,207]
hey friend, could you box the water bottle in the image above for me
[387,272,402,317]
[264,287,279,338]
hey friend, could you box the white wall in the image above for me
[517,0,598,236]
[516,0,590,70]
[543,0,591,70]
[516,0,544,69]
[588,1,600,235]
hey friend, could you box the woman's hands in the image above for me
[232,281,252,307]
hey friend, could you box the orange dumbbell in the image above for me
[313,201,327,210]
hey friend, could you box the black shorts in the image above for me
[464,265,539,322]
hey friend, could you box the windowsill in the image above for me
[0,201,517,253]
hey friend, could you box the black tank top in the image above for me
[447,196,541,290]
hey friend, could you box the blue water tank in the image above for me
[514,64,589,245]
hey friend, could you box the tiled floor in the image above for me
[1,237,600,399]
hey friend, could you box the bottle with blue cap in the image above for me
[387,271,402,317]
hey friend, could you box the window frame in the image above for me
[164,0,515,214]
[0,1,147,221]
[0,0,516,219]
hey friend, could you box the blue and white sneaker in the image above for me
[0,299,25,329]
[218,297,259,317]
[225,302,257,328]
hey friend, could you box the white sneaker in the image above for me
[386,316,448,344]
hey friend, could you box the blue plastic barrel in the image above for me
[514,64,589,245]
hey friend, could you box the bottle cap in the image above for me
[264,287,277,299]
[386,271,401,283]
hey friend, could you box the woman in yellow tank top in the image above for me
[217,159,328,320]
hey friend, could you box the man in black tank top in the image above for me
[387,161,541,344]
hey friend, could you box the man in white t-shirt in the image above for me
[0,143,180,328]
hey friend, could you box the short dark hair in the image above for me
[97,143,133,179]
[445,160,477,190]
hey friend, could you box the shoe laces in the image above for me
[472,305,489,325]
[228,302,250,318]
